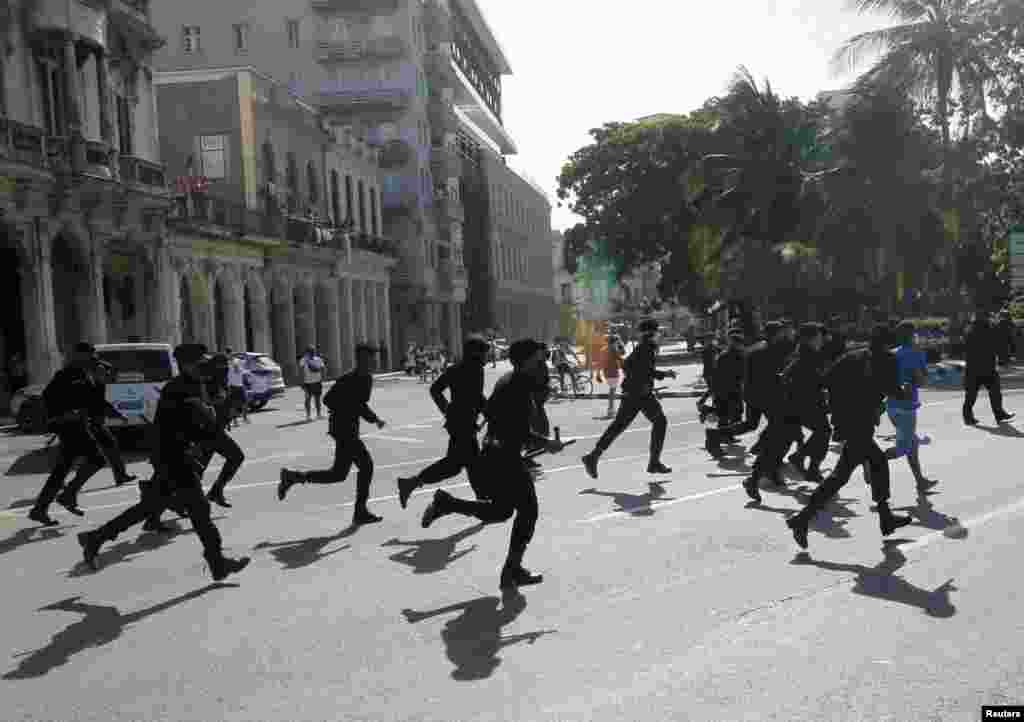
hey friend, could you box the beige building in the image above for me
[150,0,554,353]
[0,0,171,405]
[155,67,395,382]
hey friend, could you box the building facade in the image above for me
[155,67,395,382]
[149,0,555,354]
[0,0,170,406]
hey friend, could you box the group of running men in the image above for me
[23,312,1012,586]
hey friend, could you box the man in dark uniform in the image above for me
[76,344,250,581]
[277,343,387,526]
[28,343,131,526]
[89,358,139,487]
[581,319,677,479]
[714,322,784,457]
[701,334,718,390]
[704,329,747,458]
[782,325,913,547]
[396,335,490,507]
[418,339,570,590]
[524,342,552,471]
[996,312,1015,366]
[963,312,1015,425]
[198,352,245,509]
[779,323,831,483]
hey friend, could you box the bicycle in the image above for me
[547,369,594,399]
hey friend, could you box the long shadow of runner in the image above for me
[579,482,673,517]
[0,526,66,557]
[66,516,227,578]
[382,522,486,574]
[791,541,957,617]
[402,591,557,681]
[893,491,961,533]
[750,483,858,541]
[4,447,150,477]
[274,419,317,430]
[254,525,358,570]
[4,584,240,680]
[974,423,1024,439]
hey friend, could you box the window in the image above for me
[182,25,201,53]
[330,170,341,226]
[199,135,226,180]
[36,46,68,136]
[286,19,300,49]
[286,152,299,212]
[233,23,249,54]
[357,179,366,231]
[116,96,133,155]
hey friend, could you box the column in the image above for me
[448,301,459,355]
[81,240,108,344]
[248,276,271,355]
[271,275,297,383]
[317,279,342,378]
[376,282,388,369]
[224,274,246,351]
[133,265,149,339]
[366,280,379,348]
[339,276,354,370]
[203,272,217,349]
[150,246,178,345]
[22,228,62,384]
[382,282,393,371]
[352,278,365,343]
[63,33,85,174]
[294,278,316,353]
[96,50,113,147]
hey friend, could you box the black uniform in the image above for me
[722,339,786,445]
[420,369,545,587]
[779,347,831,478]
[401,359,487,498]
[963,318,1012,423]
[278,367,383,522]
[712,346,746,426]
[78,373,245,577]
[29,365,112,524]
[587,337,670,470]
[783,347,912,545]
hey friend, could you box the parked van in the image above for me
[94,343,178,427]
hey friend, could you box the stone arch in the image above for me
[244,271,270,353]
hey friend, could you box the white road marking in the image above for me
[363,435,425,444]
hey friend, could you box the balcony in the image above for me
[119,155,167,191]
[310,0,399,13]
[315,35,409,64]
[314,85,413,113]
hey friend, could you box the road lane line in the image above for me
[362,435,426,444]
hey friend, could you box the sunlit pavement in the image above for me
[1,366,1022,721]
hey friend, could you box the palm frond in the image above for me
[829,22,928,77]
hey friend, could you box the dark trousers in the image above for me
[798,429,891,520]
[749,410,789,480]
[94,461,222,557]
[202,429,245,494]
[443,451,538,571]
[305,436,374,512]
[593,393,667,462]
[714,393,745,428]
[963,371,1006,420]
[712,402,764,444]
[34,424,108,511]
[787,410,830,468]
[418,429,479,486]
[91,423,130,481]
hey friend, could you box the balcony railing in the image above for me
[315,35,409,63]
[119,155,167,190]
[314,87,413,112]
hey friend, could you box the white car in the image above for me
[657,337,690,359]
[95,343,178,427]
[233,352,286,410]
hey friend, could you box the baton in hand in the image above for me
[524,426,577,459]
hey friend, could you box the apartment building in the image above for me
[150,0,555,353]
[155,67,395,381]
[0,0,170,405]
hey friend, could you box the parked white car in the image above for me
[232,352,286,410]
[95,343,178,427]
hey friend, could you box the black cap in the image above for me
[509,339,546,366]
[74,342,96,354]
[763,321,782,338]
[174,343,209,365]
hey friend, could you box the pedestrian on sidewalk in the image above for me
[278,343,387,526]
[782,325,913,549]
[963,311,1015,425]
[28,343,132,526]
[397,335,490,508]
[419,339,571,590]
[298,346,325,421]
[602,335,625,418]
[76,344,250,581]
[884,321,937,492]
[225,348,249,427]
[581,319,677,480]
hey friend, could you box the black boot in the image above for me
[28,507,59,527]
[878,503,913,537]
[786,512,811,549]
[397,476,419,509]
[207,485,232,509]
[77,530,103,570]
[742,476,762,504]
[704,430,725,459]
[421,489,451,529]
[55,491,84,517]
[205,552,251,582]
[500,565,544,590]
[647,461,672,474]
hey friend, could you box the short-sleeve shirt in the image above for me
[888,344,927,411]
[227,358,246,387]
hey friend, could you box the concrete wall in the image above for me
[157,76,241,191]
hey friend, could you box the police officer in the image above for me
[581,319,677,479]
[963,311,1015,425]
[418,339,570,590]
[90,358,139,487]
[199,351,246,508]
[718,321,785,457]
[396,335,490,508]
[704,329,747,458]
[278,343,387,526]
[779,323,831,483]
[28,342,131,526]
[76,344,250,581]
[783,325,913,547]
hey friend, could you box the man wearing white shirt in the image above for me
[225,348,249,427]
[298,346,325,420]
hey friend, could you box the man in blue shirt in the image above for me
[886,321,936,491]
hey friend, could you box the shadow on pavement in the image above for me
[0,526,66,557]
[973,423,1024,438]
[579,482,673,517]
[894,491,961,533]
[7,478,142,510]
[753,483,858,540]
[402,590,556,681]
[4,447,150,477]
[382,522,486,574]
[3,584,240,680]
[791,541,957,617]
[254,525,357,570]
[274,419,317,430]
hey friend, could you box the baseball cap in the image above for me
[509,339,546,366]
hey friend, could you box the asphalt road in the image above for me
[1,361,1023,722]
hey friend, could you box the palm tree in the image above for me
[832,0,1002,210]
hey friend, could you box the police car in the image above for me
[94,343,178,427]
